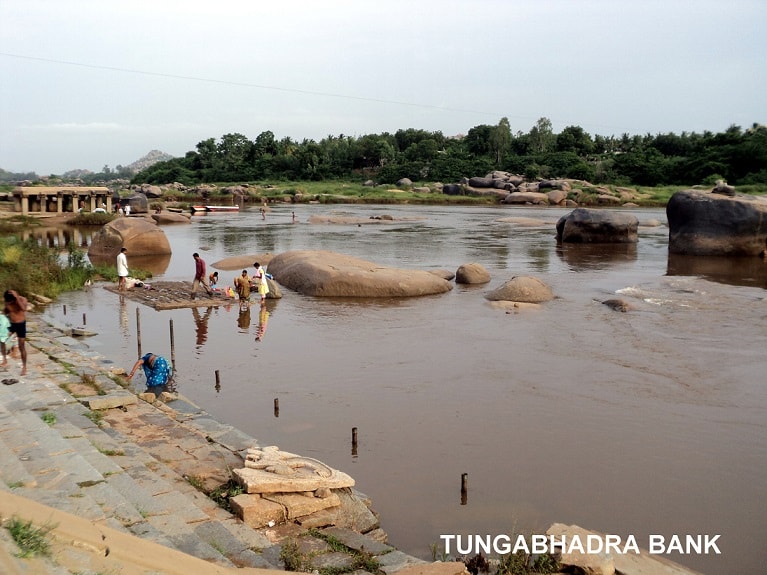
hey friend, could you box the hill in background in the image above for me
[0,150,174,182]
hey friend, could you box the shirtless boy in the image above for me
[3,290,28,376]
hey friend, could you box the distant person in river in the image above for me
[128,352,172,387]
[191,253,214,299]
[209,271,219,289]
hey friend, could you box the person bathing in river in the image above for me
[234,270,251,309]
[252,262,269,303]
[128,352,172,387]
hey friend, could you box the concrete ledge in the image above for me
[0,489,272,575]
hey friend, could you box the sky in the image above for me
[1,0,765,175]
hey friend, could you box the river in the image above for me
[40,204,767,574]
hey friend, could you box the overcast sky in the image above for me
[1,0,765,175]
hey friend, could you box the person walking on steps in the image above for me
[3,290,28,376]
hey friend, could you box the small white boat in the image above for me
[191,205,240,213]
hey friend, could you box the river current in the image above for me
[40,204,767,574]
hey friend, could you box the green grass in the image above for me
[41,412,56,426]
[95,445,124,457]
[83,410,104,426]
[4,516,55,558]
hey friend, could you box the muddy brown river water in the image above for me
[40,204,766,574]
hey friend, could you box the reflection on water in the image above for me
[255,303,270,341]
[667,252,767,288]
[237,304,251,332]
[556,242,638,271]
[192,307,212,349]
[23,225,96,250]
[39,204,766,575]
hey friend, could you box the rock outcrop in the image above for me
[485,276,554,303]
[667,189,767,256]
[556,208,638,243]
[455,263,491,285]
[88,217,171,259]
[266,250,453,297]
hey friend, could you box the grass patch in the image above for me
[6,480,24,489]
[41,411,56,426]
[207,478,245,513]
[95,445,124,457]
[186,474,205,491]
[4,516,55,558]
[67,212,117,226]
[80,372,106,395]
[83,410,104,426]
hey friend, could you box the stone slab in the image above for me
[321,526,393,555]
[546,524,705,575]
[393,562,470,575]
[264,491,341,519]
[231,493,286,528]
[80,393,138,410]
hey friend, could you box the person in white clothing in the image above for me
[117,247,129,291]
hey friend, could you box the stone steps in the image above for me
[0,366,276,569]
[0,317,442,574]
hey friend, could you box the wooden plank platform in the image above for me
[103,281,235,310]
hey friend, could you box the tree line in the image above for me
[131,118,766,188]
[7,118,764,188]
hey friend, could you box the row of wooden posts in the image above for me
[66,305,470,504]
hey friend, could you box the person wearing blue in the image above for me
[128,352,172,387]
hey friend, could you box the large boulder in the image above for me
[667,189,767,256]
[442,184,463,196]
[485,276,554,303]
[88,218,172,259]
[556,208,638,243]
[122,193,149,214]
[502,191,549,205]
[455,263,491,285]
[151,212,191,224]
[266,250,453,297]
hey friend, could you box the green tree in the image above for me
[529,117,555,154]
[489,117,511,165]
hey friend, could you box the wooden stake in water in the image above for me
[461,473,468,505]
[82,313,86,325]
[274,398,279,417]
[136,308,141,358]
[169,319,176,370]
[215,370,220,392]
[352,427,358,457]
[63,304,67,315]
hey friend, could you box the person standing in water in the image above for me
[253,262,270,303]
[116,247,129,291]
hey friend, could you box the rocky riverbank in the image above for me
[0,312,708,575]
[0,313,456,574]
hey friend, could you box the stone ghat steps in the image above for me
[0,317,434,575]
[0,372,273,570]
